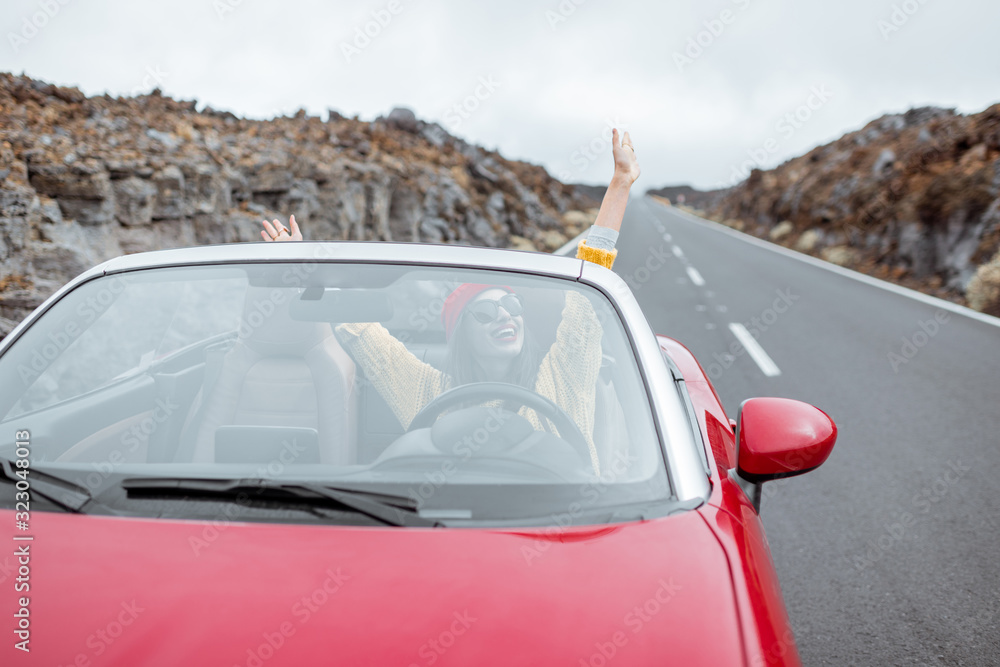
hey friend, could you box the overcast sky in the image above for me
[3,0,998,191]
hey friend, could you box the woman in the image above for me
[261,129,640,474]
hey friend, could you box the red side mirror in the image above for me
[735,397,837,483]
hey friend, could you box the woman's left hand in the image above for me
[260,215,302,242]
[611,128,640,186]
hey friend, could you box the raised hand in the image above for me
[591,128,639,235]
[260,215,303,242]
[611,128,640,186]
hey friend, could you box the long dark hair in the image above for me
[440,308,543,391]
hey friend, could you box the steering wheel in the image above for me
[407,381,591,456]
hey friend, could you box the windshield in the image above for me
[0,262,671,526]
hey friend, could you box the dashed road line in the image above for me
[729,323,782,377]
[686,266,705,286]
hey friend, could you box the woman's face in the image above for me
[464,288,525,361]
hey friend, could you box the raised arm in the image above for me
[575,128,641,270]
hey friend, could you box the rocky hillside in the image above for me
[703,105,1000,315]
[0,74,599,339]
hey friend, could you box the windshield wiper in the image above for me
[120,477,441,527]
[0,456,94,513]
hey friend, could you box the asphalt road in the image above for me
[614,196,1000,666]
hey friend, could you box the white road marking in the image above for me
[672,245,684,258]
[728,323,782,377]
[686,266,705,286]
[662,233,672,241]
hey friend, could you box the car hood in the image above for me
[3,508,745,666]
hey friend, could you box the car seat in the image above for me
[175,285,358,465]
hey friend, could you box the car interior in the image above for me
[8,275,636,482]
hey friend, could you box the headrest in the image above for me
[237,286,333,356]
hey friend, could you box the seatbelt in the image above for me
[171,339,234,462]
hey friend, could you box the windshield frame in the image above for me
[0,241,711,508]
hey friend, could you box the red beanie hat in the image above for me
[441,283,512,341]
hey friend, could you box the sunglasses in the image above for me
[467,293,524,324]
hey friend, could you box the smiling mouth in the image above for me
[491,325,518,342]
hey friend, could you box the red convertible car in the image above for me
[0,242,835,666]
